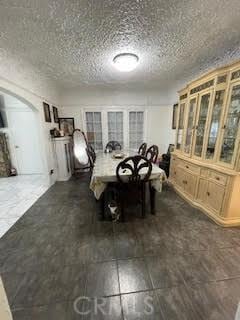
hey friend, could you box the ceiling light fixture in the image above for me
[113,53,139,72]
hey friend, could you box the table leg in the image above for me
[150,185,156,215]
[98,192,105,220]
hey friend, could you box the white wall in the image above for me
[59,88,176,155]
[146,106,175,154]
[60,86,177,107]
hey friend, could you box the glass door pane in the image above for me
[220,84,240,164]
[184,98,197,154]
[86,112,103,150]
[176,102,186,150]
[205,90,225,159]
[107,111,124,147]
[194,92,211,157]
[129,111,144,149]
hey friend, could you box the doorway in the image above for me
[7,108,43,174]
[0,91,43,175]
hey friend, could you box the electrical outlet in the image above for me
[50,169,54,175]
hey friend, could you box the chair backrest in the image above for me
[146,145,159,164]
[105,141,122,152]
[88,144,96,162]
[116,155,152,184]
[86,144,96,169]
[138,143,147,156]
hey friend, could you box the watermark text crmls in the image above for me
[73,295,154,316]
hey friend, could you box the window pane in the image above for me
[107,111,123,147]
[85,112,103,150]
[129,111,144,149]
[94,112,101,122]
[86,122,93,132]
[86,112,93,122]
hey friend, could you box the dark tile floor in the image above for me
[1,174,240,319]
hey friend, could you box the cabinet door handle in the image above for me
[186,165,189,169]
[216,176,220,181]
[207,191,210,196]
[222,125,226,129]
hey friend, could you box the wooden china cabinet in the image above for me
[170,60,240,226]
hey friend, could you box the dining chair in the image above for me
[159,144,174,177]
[116,155,152,221]
[86,144,96,170]
[105,141,122,152]
[146,145,159,163]
[138,142,147,156]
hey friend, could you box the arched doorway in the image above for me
[0,90,44,174]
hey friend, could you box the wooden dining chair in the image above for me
[146,145,159,164]
[105,141,122,152]
[138,142,147,156]
[86,144,96,170]
[116,155,152,221]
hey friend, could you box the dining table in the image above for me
[90,150,167,218]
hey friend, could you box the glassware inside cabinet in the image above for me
[220,84,240,164]
[184,98,197,154]
[176,102,185,149]
[205,90,225,160]
[194,93,211,157]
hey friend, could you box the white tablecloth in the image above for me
[90,151,166,199]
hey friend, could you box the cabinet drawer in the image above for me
[209,171,228,186]
[179,161,200,174]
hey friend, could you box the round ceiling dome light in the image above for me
[113,53,139,72]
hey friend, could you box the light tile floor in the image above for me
[0,175,49,238]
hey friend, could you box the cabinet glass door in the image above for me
[205,90,225,159]
[184,97,197,154]
[194,92,211,157]
[176,102,186,150]
[219,84,240,164]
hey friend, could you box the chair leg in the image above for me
[120,198,125,222]
[149,184,156,215]
[98,192,105,220]
[141,184,146,218]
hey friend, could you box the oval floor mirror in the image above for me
[72,129,89,167]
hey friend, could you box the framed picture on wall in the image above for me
[43,102,51,123]
[52,106,59,123]
[172,103,178,129]
[58,118,75,136]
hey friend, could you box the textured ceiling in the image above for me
[0,0,240,91]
